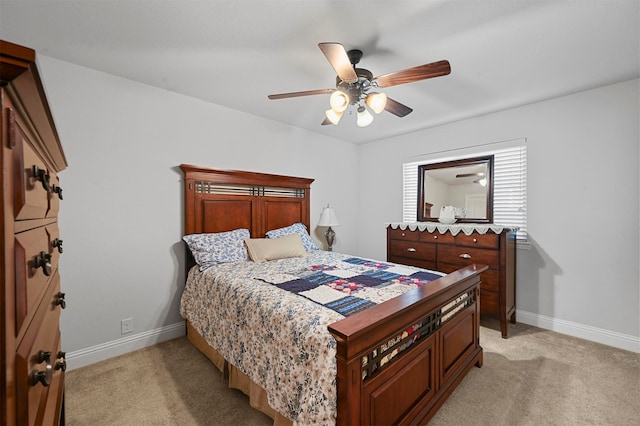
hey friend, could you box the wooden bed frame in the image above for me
[180,164,486,426]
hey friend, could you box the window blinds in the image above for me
[402,142,527,242]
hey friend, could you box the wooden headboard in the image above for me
[180,164,314,238]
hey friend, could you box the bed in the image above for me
[179,164,486,425]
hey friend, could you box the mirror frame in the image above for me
[417,155,494,223]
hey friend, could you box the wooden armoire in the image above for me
[1,40,68,425]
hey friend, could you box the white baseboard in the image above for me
[66,321,186,371]
[517,310,640,353]
[65,314,639,371]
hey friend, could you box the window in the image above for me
[403,139,527,243]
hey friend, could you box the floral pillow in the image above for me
[265,222,320,251]
[183,228,250,270]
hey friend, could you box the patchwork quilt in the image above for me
[255,256,443,317]
[180,251,443,425]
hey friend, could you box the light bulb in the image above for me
[365,92,387,114]
[329,91,349,113]
[325,109,343,125]
[356,106,373,127]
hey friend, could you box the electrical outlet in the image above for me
[121,318,133,334]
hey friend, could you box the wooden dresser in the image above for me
[2,40,68,425]
[387,223,516,338]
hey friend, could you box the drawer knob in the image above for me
[473,238,478,243]
[433,235,438,239]
[34,251,52,276]
[54,292,66,309]
[52,184,64,200]
[52,238,64,253]
[407,247,417,252]
[30,351,53,387]
[56,351,67,372]
[460,253,472,259]
[401,233,406,237]
[32,165,51,191]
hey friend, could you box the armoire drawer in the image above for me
[437,245,499,270]
[15,275,65,426]
[12,133,62,221]
[14,226,61,334]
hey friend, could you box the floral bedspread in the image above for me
[180,251,443,424]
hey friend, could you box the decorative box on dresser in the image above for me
[1,40,68,425]
[387,223,516,338]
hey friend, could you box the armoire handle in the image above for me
[30,351,53,387]
[34,251,52,276]
[54,292,66,309]
[52,238,64,253]
[56,351,67,371]
[406,247,417,252]
[52,184,63,200]
[459,253,472,259]
[32,165,50,191]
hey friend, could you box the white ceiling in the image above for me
[1,0,638,144]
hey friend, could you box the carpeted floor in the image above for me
[65,320,639,425]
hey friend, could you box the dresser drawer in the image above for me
[389,240,436,263]
[388,228,421,241]
[15,276,65,426]
[455,233,499,249]
[436,265,499,292]
[14,227,61,334]
[437,244,499,270]
[479,290,499,316]
[419,231,455,244]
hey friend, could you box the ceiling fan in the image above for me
[268,42,451,127]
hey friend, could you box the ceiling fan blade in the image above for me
[268,88,334,100]
[384,97,413,117]
[318,42,358,83]
[374,60,451,88]
[456,172,485,178]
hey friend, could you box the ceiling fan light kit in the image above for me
[324,108,343,125]
[268,42,451,128]
[356,106,374,127]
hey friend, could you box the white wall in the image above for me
[37,54,639,366]
[357,79,639,351]
[37,56,360,368]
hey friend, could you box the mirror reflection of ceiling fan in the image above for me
[456,172,487,186]
[268,42,451,127]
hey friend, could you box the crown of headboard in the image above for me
[180,164,314,238]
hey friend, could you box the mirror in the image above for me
[417,155,494,223]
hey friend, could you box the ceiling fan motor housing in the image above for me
[335,67,374,105]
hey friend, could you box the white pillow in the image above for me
[244,233,306,262]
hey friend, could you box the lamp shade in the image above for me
[356,106,374,127]
[324,109,343,125]
[365,92,388,114]
[317,206,339,227]
[329,90,349,113]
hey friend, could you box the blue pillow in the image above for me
[183,228,250,270]
[265,223,320,252]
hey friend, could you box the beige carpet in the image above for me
[65,320,639,425]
